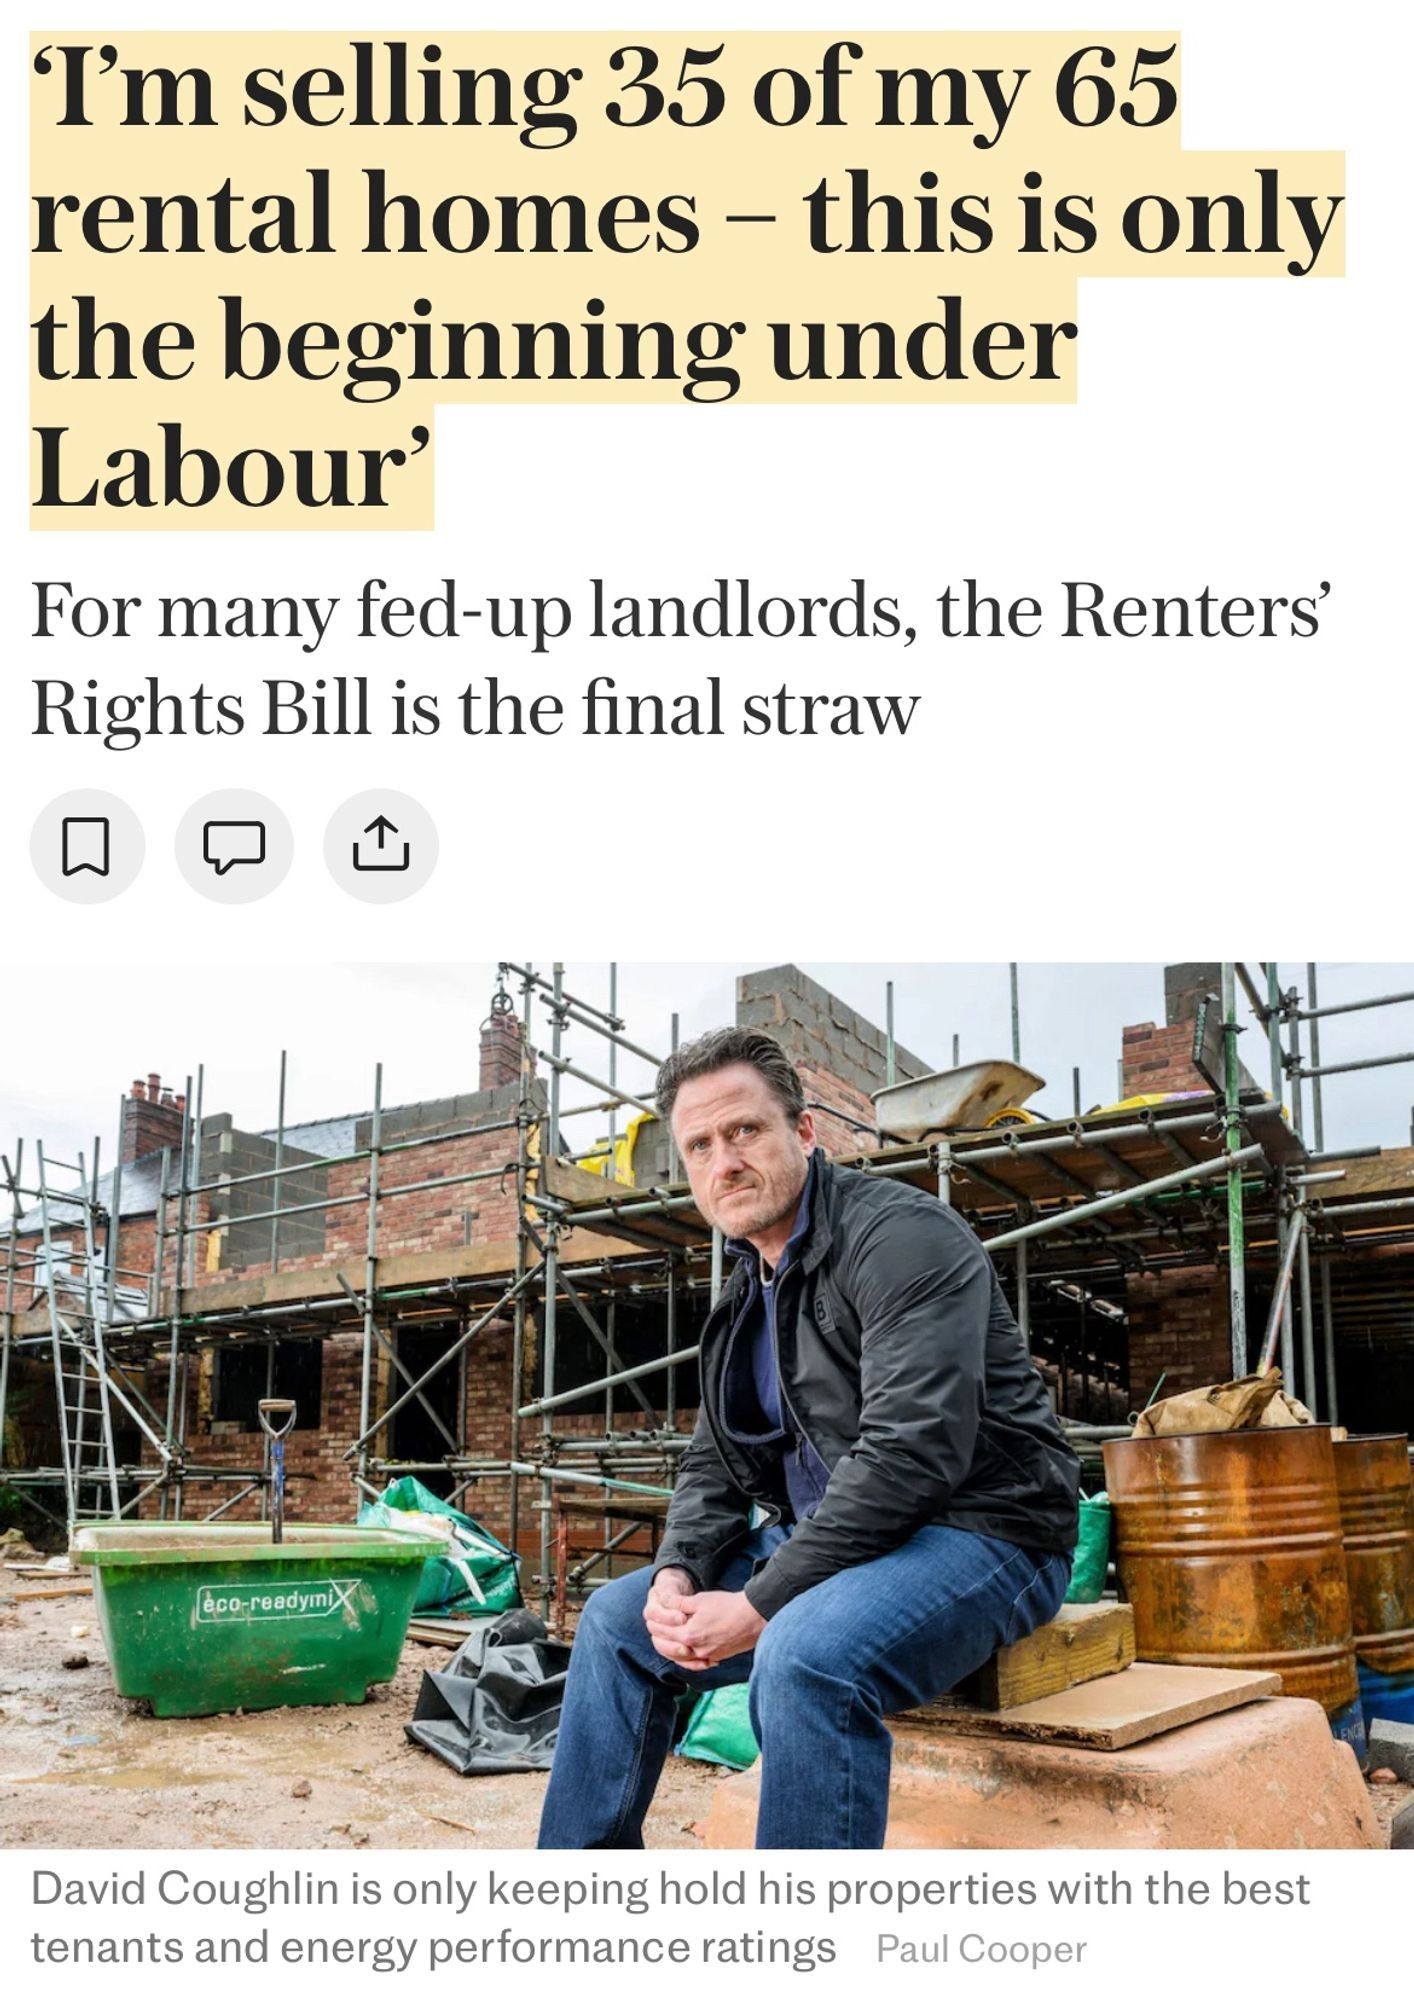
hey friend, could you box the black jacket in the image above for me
[655,1154,1080,1620]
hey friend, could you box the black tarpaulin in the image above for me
[405,1608,570,1776]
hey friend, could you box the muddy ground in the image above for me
[0,1588,723,1849]
[1,1586,1407,1850]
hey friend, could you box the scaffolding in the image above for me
[3,962,1413,1611]
[0,1130,221,1530]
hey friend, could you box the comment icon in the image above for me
[177,791,292,903]
[203,819,266,876]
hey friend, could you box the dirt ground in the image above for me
[0,1588,724,1849]
[1,1586,1408,1850]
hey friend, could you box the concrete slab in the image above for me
[698,1697,1381,1851]
[1368,1718,1414,1786]
[1391,1800,1414,1851]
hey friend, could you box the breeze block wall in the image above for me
[736,963,931,1156]
[203,1115,329,1271]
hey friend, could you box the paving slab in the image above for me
[920,1661,1278,1749]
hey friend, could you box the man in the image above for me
[538,1028,1079,1849]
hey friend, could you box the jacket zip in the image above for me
[697,1269,783,1530]
[768,1260,828,1503]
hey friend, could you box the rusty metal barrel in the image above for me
[1104,1425,1364,1755]
[1334,1434,1414,1724]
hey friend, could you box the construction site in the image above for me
[2,959,1412,1851]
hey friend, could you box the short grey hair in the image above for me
[656,1028,806,1125]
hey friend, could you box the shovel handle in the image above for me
[259,1400,296,1545]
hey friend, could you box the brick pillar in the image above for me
[122,1074,186,1164]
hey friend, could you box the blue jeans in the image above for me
[537,1523,1071,1849]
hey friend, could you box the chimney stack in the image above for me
[1121,964,1259,1099]
[479,994,525,1092]
[122,1071,188,1164]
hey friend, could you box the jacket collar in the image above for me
[798,1151,836,1273]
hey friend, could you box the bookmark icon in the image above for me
[61,816,110,877]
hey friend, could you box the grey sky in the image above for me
[3,963,1411,1176]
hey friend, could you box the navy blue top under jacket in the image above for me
[718,1155,833,1526]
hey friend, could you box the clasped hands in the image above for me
[642,1565,765,1669]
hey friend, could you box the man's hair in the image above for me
[656,1027,807,1126]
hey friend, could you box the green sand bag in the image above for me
[1064,1491,1112,1604]
[677,1684,760,1771]
[359,1475,521,1617]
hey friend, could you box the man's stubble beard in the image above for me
[710,1167,806,1244]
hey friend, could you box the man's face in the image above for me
[670,1063,815,1246]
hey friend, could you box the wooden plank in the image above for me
[954,1602,1135,1711]
[542,1156,640,1206]
[908,1662,1282,1750]
[406,1618,477,1649]
[542,1157,708,1248]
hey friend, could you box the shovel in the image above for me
[258,1398,297,1544]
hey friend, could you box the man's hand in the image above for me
[671,1589,766,1669]
[643,1565,711,1669]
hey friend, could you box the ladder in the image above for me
[35,1142,122,1527]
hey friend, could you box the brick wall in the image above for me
[51,1074,535,1523]
[4,1226,59,1316]
[1123,960,1258,1096]
[187,1080,535,1293]
[147,1329,370,1522]
[163,1312,535,1536]
[3,1205,181,1319]
[1125,1264,1233,1403]
[795,1058,881,1158]
[323,1109,519,1264]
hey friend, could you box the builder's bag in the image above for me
[359,1474,522,1618]
[405,1608,568,1775]
[676,1684,760,1771]
[1063,1491,1112,1604]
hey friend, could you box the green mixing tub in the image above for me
[71,1522,445,1719]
